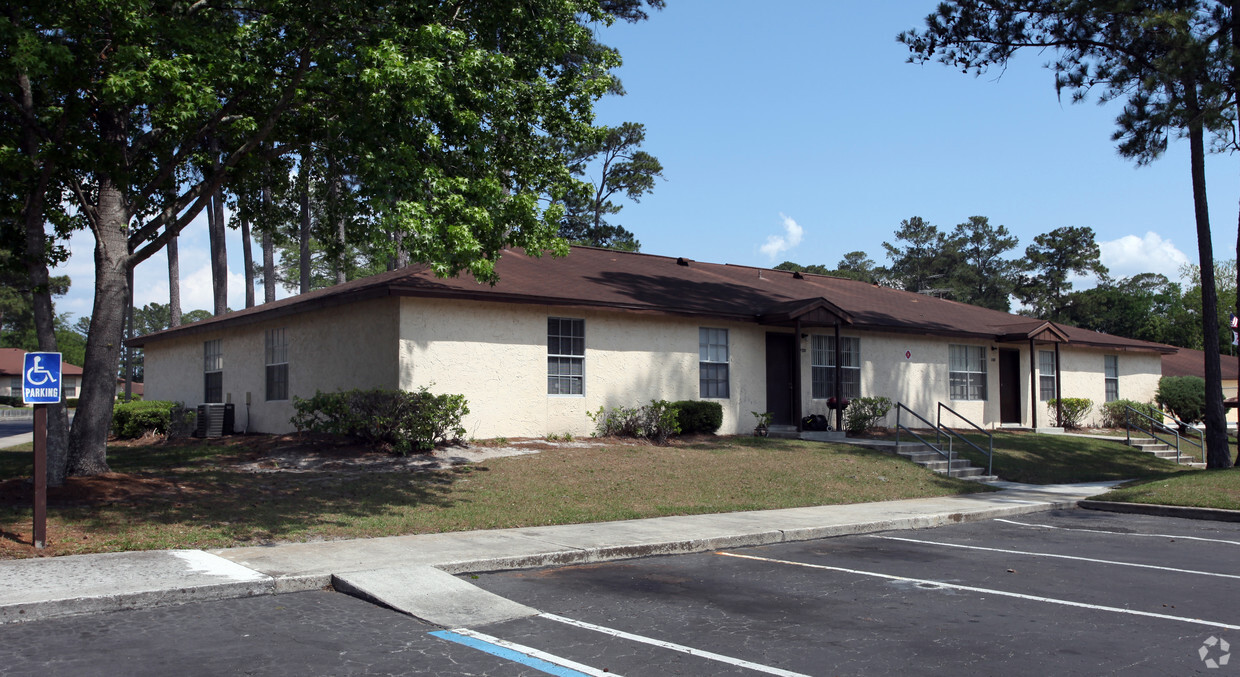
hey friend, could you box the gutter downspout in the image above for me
[834,323,843,432]
[1029,338,1037,429]
[794,318,803,433]
[1055,342,1063,427]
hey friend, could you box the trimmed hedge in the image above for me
[0,396,26,408]
[844,396,892,434]
[1046,398,1093,429]
[1099,399,1161,429]
[671,400,723,435]
[112,400,186,439]
[589,400,680,445]
[291,387,468,454]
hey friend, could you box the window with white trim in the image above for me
[265,328,289,401]
[9,376,21,395]
[949,345,987,400]
[63,377,77,399]
[204,339,223,403]
[1104,355,1119,402]
[812,335,861,400]
[1039,350,1056,402]
[699,328,730,398]
[547,318,584,395]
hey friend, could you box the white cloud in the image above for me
[1099,231,1191,281]
[759,213,805,260]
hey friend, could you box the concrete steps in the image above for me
[895,446,997,481]
[1124,437,1206,468]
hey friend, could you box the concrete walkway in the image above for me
[0,481,1122,627]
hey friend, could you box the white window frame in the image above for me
[699,328,730,399]
[949,345,988,401]
[265,328,289,401]
[547,318,585,396]
[204,339,223,403]
[1039,350,1056,402]
[9,376,21,395]
[63,377,77,399]
[1104,355,1119,402]
[812,335,861,400]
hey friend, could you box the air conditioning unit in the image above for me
[195,403,235,438]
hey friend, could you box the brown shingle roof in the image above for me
[128,247,1174,354]
[0,348,84,377]
[1162,347,1240,380]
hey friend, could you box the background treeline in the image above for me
[775,215,1229,353]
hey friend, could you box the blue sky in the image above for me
[53,1,1238,321]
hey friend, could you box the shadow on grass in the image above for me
[50,468,465,546]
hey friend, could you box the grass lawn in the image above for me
[869,430,1204,485]
[0,434,991,559]
[1089,469,1240,510]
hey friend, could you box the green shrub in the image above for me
[671,400,723,435]
[0,395,25,407]
[1099,399,1161,429]
[111,400,181,438]
[589,400,681,444]
[290,387,468,454]
[1046,398,1093,429]
[844,396,892,434]
[1156,376,1205,424]
[65,398,79,409]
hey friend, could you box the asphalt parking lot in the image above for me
[463,509,1240,675]
[0,509,1236,676]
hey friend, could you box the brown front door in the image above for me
[999,349,1021,424]
[765,333,797,426]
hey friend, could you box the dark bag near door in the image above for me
[801,414,830,431]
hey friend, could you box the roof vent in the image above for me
[793,271,804,279]
[676,257,690,266]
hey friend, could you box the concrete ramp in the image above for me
[332,565,539,628]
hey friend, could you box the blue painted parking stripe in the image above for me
[429,629,615,677]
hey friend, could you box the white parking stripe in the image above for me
[717,552,1240,631]
[995,518,1240,546]
[540,613,812,677]
[870,535,1240,579]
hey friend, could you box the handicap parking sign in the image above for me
[22,352,62,404]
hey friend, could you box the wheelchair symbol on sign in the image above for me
[25,356,58,386]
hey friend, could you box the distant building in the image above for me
[0,348,84,402]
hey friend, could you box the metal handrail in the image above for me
[937,403,994,477]
[1123,406,1203,465]
[1154,409,1205,464]
[895,402,953,470]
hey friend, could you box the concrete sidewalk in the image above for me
[0,481,1122,628]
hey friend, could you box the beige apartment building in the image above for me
[130,247,1172,438]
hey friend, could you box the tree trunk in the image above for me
[124,259,134,400]
[242,214,255,308]
[16,71,69,486]
[208,188,228,315]
[1185,91,1232,469]
[66,180,130,476]
[262,184,276,304]
[167,231,182,327]
[22,192,69,487]
[298,156,311,294]
[208,137,228,315]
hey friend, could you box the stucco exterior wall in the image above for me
[794,332,1162,430]
[398,298,769,438]
[1053,348,1161,426]
[144,297,401,433]
[144,294,1168,438]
